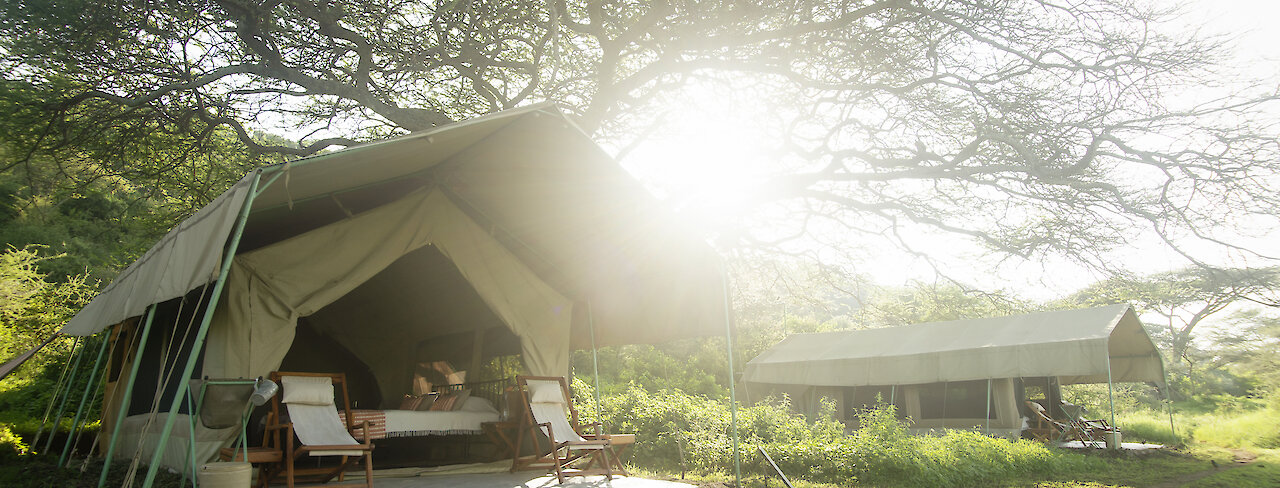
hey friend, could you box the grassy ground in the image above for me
[0,455,188,488]
[636,444,1280,488]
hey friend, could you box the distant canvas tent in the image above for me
[744,305,1167,438]
[49,105,732,485]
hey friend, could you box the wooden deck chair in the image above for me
[1058,402,1116,445]
[509,376,624,483]
[260,372,374,488]
[1024,400,1084,443]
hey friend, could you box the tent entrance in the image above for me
[300,244,526,408]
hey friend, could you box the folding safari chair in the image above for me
[261,372,374,488]
[509,376,625,483]
[1024,400,1087,443]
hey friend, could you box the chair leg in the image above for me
[364,453,374,487]
[553,446,567,484]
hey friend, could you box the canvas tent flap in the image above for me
[745,305,1164,387]
[60,177,252,336]
[204,189,572,397]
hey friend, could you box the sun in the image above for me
[616,86,779,230]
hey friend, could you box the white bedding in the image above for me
[381,408,500,437]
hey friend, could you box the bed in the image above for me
[340,396,501,439]
[338,378,509,440]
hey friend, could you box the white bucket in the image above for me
[198,462,251,488]
[1104,431,1122,449]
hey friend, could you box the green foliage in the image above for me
[0,423,27,460]
[574,380,1092,487]
[863,284,1036,328]
[572,341,728,399]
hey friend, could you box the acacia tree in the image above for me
[1067,266,1280,368]
[2,0,1278,274]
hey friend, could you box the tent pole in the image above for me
[719,264,741,487]
[142,170,262,488]
[44,335,89,453]
[99,306,158,488]
[890,385,895,406]
[1104,352,1117,449]
[59,332,110,467]
[1163,361,1177,440]
[587,301,603,424]
[33,335,79,452]
[984,379,991,436]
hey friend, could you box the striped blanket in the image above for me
[337,409,494,440]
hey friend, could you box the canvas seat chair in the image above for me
[510,376,624,483]
[261,372,374,488]
[1024,401,1090,444]
[1058,402,1117,442]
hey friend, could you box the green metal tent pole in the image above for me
[44,335,89,453]
[99,306,157,488]
[720,264,741,487]
[586,301,603,423]
[1163,358,1177,440]
[1104,352,1117,449]
[142,170,262,488]
[59,333,110,466]
[33,335,79,451]
[984,378,991,435]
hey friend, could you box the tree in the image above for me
[2,0,1277,277]
[1065,266,1280,368]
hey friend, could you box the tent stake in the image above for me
[44,336,88,453]
[142,170,261,488]
[59,333,109,467]
[719,263,741,487]
[99,306,157,488]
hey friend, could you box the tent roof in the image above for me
[62,104,727,347]
[744,305,1166,387]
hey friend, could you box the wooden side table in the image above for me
[482,420,520,461]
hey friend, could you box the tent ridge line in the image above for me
[254,104,558,175]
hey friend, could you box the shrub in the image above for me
[574,380,1094,487]
[0,423,28,460]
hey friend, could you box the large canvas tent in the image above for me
[51,105,731,482]
[744,305,1166,437]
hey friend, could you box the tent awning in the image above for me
[60,104,727,347]
[744,305,1166,387]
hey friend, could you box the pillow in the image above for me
[458,396,499,415]
[414,393,438,411]
[399,395,423,411]
[449,389,472,411]
[280,376,335,406]
[528,381,565,404]
[429,392,459,411]
[429,389,473,411]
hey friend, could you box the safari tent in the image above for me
[743,305,1167,438]
[46,105,732,485]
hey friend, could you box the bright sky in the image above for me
[617,0,1280,304]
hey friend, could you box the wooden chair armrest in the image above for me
[350,420,373,444]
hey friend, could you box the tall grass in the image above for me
[1191,407,1280,449]
[1115,401,1280,449]
[575,380,1100,487]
